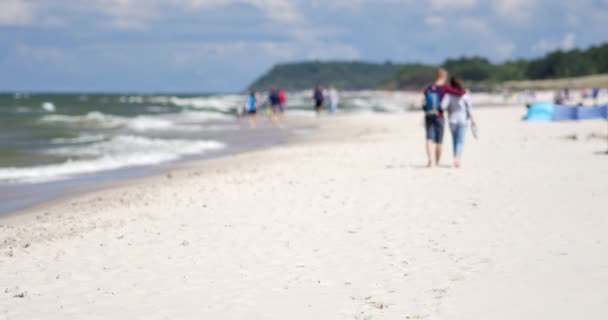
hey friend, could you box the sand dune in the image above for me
[1,107,607,319]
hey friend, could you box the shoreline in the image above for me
[0,137,310,224]
[0,112,356,223]
[0,115,320,217]
[2,107,608,319]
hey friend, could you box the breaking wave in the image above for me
[0,135,225,183]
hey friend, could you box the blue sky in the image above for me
[1,0,607,92]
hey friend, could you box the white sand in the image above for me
[1,107,608,319]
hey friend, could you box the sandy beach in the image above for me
[1,107,607,319]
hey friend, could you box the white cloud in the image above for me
[459,18,489,33]
[0,0,33,25]
[309,0,367,11]
[171,39,360,66]
[431,0,477,9]
[561,32,576,50]
[532,32,577,53]
[171,42,249,65]
[425,16,445,26]
[171,0,301,22]
[13,0,302,31]
[288,26,351,42]
[492,0,536,22]
[91,0,160,30]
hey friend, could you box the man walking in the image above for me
[313,85,324,116]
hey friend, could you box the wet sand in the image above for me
[1,107,607,319]
[0,117,318,215]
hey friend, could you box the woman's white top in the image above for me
[442,93,472,125]
[329,88,339,105]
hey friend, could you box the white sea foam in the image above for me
[41,102,56,112]
[162,95,244,112]
[40,111,230,132]
[126,114,225,132]
[202,124,241,131]
[41,111,127,128]
[127,116,175,132]
[177,111,233,122]
[0,135,225,183]
[51,134,107,144]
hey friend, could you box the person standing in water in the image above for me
[267,88,281,124]
[328,85,339,114]
[278,88,287,114]
[245,91,258,128]
[422,68,466,167]
[313,85,324,116]
[442,76,475,168]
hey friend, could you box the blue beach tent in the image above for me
[525,103,608,122]
[552,105,578,121]
[525,102,554,121]
[578,106,608,120]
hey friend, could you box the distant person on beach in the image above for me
[268,88,281,123]
[278,89,287,115]
[442,76,475,168]
[592,88,600,106]
[313,85,324,116]
[582,88,590,99]
[554,90,565,105]
[245,91,258,128]
[328,85,339,114]
[422,68,466,167]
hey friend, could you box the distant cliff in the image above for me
[248,61,407,91]
[248,42,608,91]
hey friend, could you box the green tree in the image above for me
[442,57,494,81]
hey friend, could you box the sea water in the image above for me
[0,91,419,214]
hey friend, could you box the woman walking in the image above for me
[441,77,475,168]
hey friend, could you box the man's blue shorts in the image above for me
[425,115,445,144]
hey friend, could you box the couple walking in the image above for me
[423,68,476,168]
[313,85,339,116]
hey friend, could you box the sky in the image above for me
[0,0,607,93]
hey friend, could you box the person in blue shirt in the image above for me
[245,91,258,128]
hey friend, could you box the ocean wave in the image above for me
[127,116,175,132]
[41,111,127,128]
[0,135,225,183]
[15,106,35,113]
[51,134,107,144]
[119,96,145,104]
[177,111,233,122]
[145,106,171,113]
[154,95,244,112]
[40,111,231,132]
[41,102,56,112]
